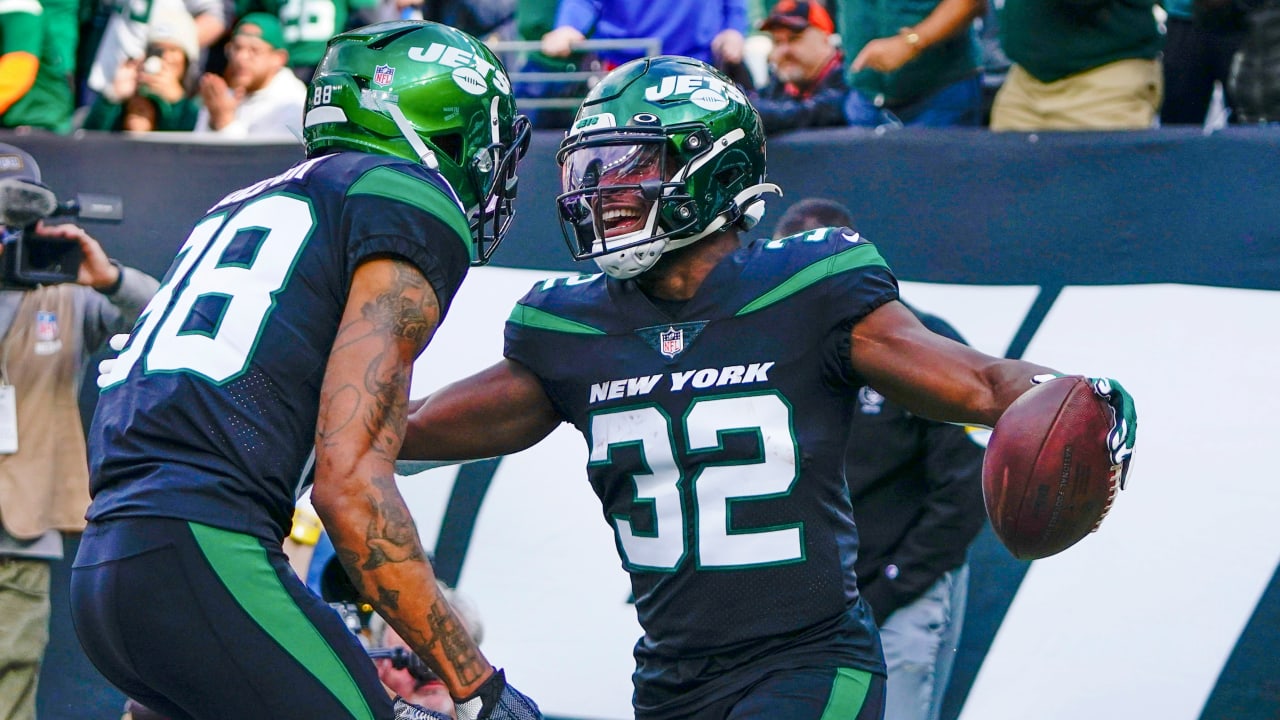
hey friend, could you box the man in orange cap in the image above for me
[752,0,850,134]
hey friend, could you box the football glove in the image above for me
[1032,373,1137,488]
[96,332,130,376]
[454,668,541,720]
[394,697,453,720]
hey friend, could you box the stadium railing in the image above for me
[487,37,663,110]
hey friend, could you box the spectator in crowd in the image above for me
[80,3,203,132]
[0,142,159,720]
[510,0,593,129]
[399,55,1137,720]
[1161,0,1247,126]
[234,0,382,83]
[989,0,1163,130]
[368,0,516,36]
[838,0,986,127]
[539,0,750,75]
[974,1,1011,125]
[773,198,987,720]
[751,0,849,134]
[1227,0,1280,123]
[70,20,537,720]
[428,0,518,36]
[85,0,226,106]
[0,0,78,132]
[194,13,307,139]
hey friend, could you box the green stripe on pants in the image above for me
[188,522,375,720]
[820,667,873,719]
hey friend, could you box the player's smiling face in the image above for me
[561,142,669,238]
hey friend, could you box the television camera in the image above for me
[0,177,123,288]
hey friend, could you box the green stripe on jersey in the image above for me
[737,243,888,316]
[819,668,873,719]
[188,522,375,720]
[508,303,606,335]
[348,166,470,257]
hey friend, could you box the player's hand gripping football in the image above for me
[455,668,541,720]
[1033,373,1137,488]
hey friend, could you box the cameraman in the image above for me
[0,143,158,720]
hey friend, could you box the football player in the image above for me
[71,21,537,720]
[400,56,1137,719]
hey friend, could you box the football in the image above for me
[982,375,1122,560]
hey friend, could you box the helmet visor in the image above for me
[560,142,670,240]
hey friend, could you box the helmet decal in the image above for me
[643,74,748,109]
[569,112,618,137]
[407,42,512,95]
[304,21,529,265]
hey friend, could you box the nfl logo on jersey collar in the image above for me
[637,321,708,360]
[660,327,682,357]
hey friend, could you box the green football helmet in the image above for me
[556,55,780,279]
[304,20,531,264]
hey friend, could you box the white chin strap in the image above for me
[378,96,438,171]
[375,93,471,222]
[594,237,668,279]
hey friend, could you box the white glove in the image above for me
[96,332,131,376]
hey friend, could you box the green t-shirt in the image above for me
[238,0,378,69]
[839,0,983,107]
[1,0,78,132]
[80,91,201,131]
[999,0,1164,83]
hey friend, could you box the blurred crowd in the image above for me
[1,0,1278,140]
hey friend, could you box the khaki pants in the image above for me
[991,58,1164,131]
[0,558,50,720]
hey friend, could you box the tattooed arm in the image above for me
[309,257,494,700]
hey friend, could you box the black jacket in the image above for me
[847,307,988,626]
[752,51,850,135]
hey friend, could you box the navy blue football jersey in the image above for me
[504,227,898,712]
[87,151,472,543]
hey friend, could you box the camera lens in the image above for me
[142,56,163,74]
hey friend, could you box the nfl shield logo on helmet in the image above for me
[373,64,395,86]
[660,327,683,358]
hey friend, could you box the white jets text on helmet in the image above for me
[408,43,512,95]
[644,75,747,106]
